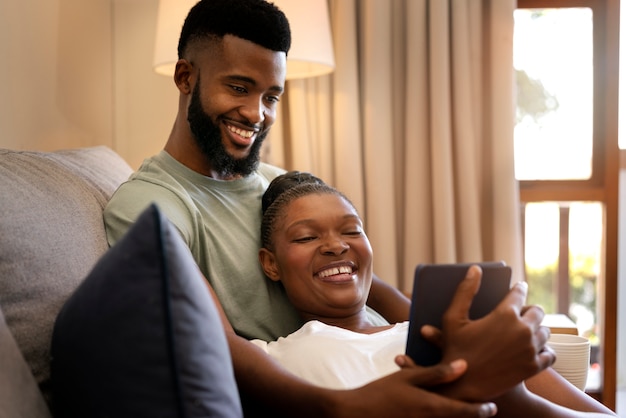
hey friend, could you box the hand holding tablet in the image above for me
[405,261,512,366]
[404,262,555,401]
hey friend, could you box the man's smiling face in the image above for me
[187,35,286,179]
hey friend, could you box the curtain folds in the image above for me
[266,0,523,292]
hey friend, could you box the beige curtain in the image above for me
[266,0,524,293]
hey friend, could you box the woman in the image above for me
[253,171,616,417]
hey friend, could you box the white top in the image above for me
[251,320,409,389]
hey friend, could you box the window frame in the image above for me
[515,0,619,410]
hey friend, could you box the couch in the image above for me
[0,147,242,417]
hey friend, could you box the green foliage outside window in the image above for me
[526,253,599,346]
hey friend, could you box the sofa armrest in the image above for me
[0,146,133,407]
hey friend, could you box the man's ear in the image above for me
[258,248,281,282]
[174,59,193,94]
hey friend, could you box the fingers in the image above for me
[395,354,416,368]
[537,344,557,369]
[499,280,528,315]
[534,324,551,351]
[357,362,499,418]
[394,354,466,376]
[399,358,469,386]
[521,305,548,342]
[443,265,482,324]
[477,402,498,418]
[430,398,498,418]
[420,324,443,347]
[520,303,553,369]
[520,304,545,328]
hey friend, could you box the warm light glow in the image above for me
[153,0,335,80]
[273,0,335,79]
[153,0,196,77]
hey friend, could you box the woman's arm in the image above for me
[492,381,616,417]
[522,368,616,416]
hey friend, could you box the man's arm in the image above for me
[203,276,499,418]
[367,273,411,323]
[209,265,555,417]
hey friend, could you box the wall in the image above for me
[0,0,113,151]
[0,0,176,170]
[111,0,177,169]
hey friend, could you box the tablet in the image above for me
[405,262,512,366]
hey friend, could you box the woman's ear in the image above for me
[174,59,193,94]
[258,248,281,282]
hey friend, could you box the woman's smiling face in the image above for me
[261,192,374,320]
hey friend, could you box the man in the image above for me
[104,1,553,416]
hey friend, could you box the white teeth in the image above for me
[228,125,254,138]
[318,266,352,278]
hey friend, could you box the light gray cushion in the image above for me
[0,305,51,418]
[0,146,133,402]
[51,204,242,418]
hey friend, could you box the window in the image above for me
[514,8,593,181]
[514,0,619,409]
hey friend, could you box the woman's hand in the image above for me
[418,265,555,401]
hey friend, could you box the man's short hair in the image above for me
[178,0,291,59]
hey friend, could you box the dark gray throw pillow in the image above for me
[50,204,242,418]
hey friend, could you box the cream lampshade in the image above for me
[153,0,335,80]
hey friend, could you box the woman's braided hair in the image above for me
[261,172,354,250]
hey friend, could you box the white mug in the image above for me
[547,334,590,391]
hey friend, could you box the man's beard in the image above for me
[188,81,267,178]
